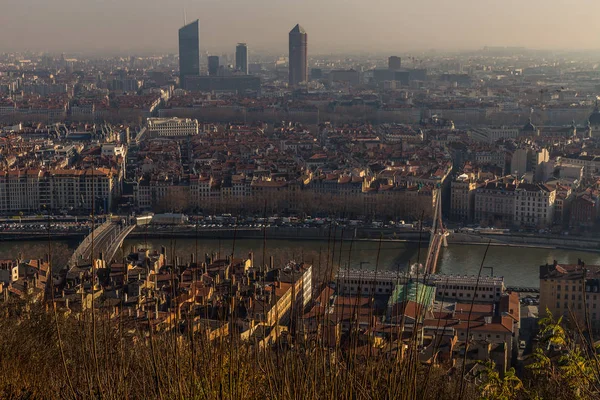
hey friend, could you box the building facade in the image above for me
[474,181,516,227]
[513,183,556,227]
[539,261,600,332]
[450,174,477,222]
[146,118,199,137]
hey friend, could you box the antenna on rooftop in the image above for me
[183,7,187,26]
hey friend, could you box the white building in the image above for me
[514,183,556,227]
[336,270,506,303]
[430,275,505,303]
[146,118,199,137]
[470,126,520,143]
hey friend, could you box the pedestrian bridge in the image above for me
[424,189,449,275]
[68,217,135,267]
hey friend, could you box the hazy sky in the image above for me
[1,0,599,55]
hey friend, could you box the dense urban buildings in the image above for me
[288,24,308,86]
[178,20,200,89]
[4,20,600,394]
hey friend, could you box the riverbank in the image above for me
[128,226,600,253]
[450,232,600,253]
[0,232,87,241]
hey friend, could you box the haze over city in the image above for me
[2,0,600,54]
[4,0,600,398]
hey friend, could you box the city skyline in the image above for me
[2,0,600,55]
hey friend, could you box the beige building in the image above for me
[474,180,516,227]
[539,261,600,332]
[0,168,119,213]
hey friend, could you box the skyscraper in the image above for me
[289,24,308,86]
[388,56,401,70]
[208,56,220,77]
[178,20,200,89]
[235,43,248,75]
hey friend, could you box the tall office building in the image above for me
[235,43,248,75]
[178,20,200,89]
[208,56,220,77]
[388,56,401,70]
[289,24,308,86]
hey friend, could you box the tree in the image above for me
[475,360,524,400]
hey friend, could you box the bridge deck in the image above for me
[68,220,134,267]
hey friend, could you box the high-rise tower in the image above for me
[208,56,220,76]
[179,20,200,89]
[236,43,248,75]
[289,24,308,86]
[388,56,401,70]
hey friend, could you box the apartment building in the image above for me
[0,169,42,213]
[539,261,600,332]
[450,173,477,222]
[513,183,556,227]
[474,180,516,227]
[0,168,120,213]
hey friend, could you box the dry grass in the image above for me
[0,299,478,400]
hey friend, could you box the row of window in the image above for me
[439,291,496,299]
[557,293,599,303]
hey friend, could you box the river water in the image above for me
[5,238,600,288]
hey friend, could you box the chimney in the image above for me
[65,298,69,309]
[161,246,167,261]
[269,256,274,271]
[190,253,195,264]
[175,256,180,267]
[249,251,254,267]
[136,309,140,319]
[124,292,128,303]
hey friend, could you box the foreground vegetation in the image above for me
[0,300,599,399]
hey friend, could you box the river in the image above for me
[5,238,600,288]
